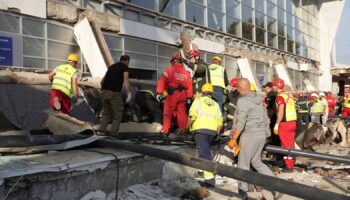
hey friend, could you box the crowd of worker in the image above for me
[48,52,347,200]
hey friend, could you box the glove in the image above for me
[228,139,237,149]
[156,94,164,103]
[186,98,192,105]
[126,92,132,104]
[273,123,279,135]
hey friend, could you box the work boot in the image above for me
[238,189,248,200]
[53,97,61,110]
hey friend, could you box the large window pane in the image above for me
[255,62,266,86]
[110,50,123,63]
[225,56,239,79]
[255,11,265,28]
[48,60,64,69]
[186,1,205,26]
[158,57,170,71]
[23,18,44,37]
[286,0,293,13]
[256,27,265,44]
[124,38,156,55]
[255,0,264,12]
[159,0,182,18]
[277,0,285,9]
[287,39,294,53]
[242,5,253,23]
[267,1,276,18]
[104,35,123,50]
[208,0,223,11]
[23,57,45,68]
[158,44,177,58]
[268,32,277,47]
[84,0,100,11]
[242,22,253,40]
[48,23,75,44]
[129,68,157,81]
[226,16,241,36]
[127,0,156,10]
[128,53,156,69]
[226,0,240,18]
[296,43,302,55]
[0,14,19,33]
[208,10,224,31]
[23,37,45,57]
[48,41,80,60]
[278,36,285,50]
[241,0,252,7]
[278,23,285,36]
[287,26,293,40]
[286,12,293,27]
[267,17,277,33]
[278,8,285,23]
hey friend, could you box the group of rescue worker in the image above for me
[48,52,342,200]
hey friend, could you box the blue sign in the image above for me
[0,36,13,66]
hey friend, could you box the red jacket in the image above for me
[326,95,336,107]
[156,62,193,98]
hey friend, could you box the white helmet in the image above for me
[319,92,325,97]
[311,93,319,98]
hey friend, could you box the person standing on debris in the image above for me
[342,94,350,116]
[99,55,132,135]
[319,92,329,124]
[230,78,279,200]
[325,91,336,120]
[156,54,193,135]
[183,50,210,98]
[48,54,79,114]
[208,56,228,113]
[309,93,323,124]
[186,83,222,187]
[296,92,310,125]
[272,78,297,172]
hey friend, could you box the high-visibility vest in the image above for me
[310,99,324,113]
[322,99,329,113]
[344,97,350,108]
[189,96,223,131]
[209,64,225,88]
[51,64,77,98]
[277,92,297,121]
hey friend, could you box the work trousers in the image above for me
[212,86,224,114]
[50,89,71,114]
[162,91,187,134]
[328,107,334,120]
[278,121,296,169]
[297,113,310,124]
[194,133,216,183]
[238,133,274,192]
[100,90,124,133]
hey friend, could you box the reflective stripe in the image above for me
[228,102,236,108]
[228,114,234,120]
[204,171,215,180]
[209,64,225,88]
[311,100,323,113]
[54,76,72,85]
[277,92,297,121]
[51,64,77,98]
[139,89,154,97]
[52,82,71,91]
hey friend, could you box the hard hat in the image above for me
[250,83,257,91]
[319,92,325,97]
[311,93,319,98]
[202,83,214,93]
[171,54,182,63]
[272,78,285,89]
[212,56,222,62]
[67,54,78,62]
[230,78,240,88]
[186,50,200,58]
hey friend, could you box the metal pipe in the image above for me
[96,139,349,200]
[265,145,350,165]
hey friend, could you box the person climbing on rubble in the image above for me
[48,54,79,115]
[99,55,132,135]
[186,83,222,188]
[272,78,297,172]
[230,78,281,200]
[341,94,350,116]
[309,93,323,124]
[156,54,193,136]
[319,92,329,124]
[325,91,336,121]
[208,56,228,113]
[296,92,310,125]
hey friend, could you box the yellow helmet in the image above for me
[212,56,221,62]
[67,54,79,62]
[250,83,257,91]
[202,83,214,93]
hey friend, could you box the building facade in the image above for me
[0,0,345,91]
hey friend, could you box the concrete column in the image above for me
[319,0,345,91]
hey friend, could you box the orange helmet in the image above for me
[272,78,285,89]
[171,54,182,63]
[187,50,200,58]
[230,78,240,88]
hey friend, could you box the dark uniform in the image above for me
[134,89,162,124]
[296,96,310,126]
[185,59,210,97]
[224,90,240,130]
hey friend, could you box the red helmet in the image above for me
[272,78,285,89]
[186,50,200,58]
[171,54,182,63]
[230,78,240,88]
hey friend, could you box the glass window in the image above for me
[277,0,285,9]
[0,14,19,33]
[57,0,78,5]
[241,0,252,7]
[106,5,122,16]
[23,57,45,68]
[226,0,240,18]
[158,57,171,71]
[242,22,253,40]
[226,16,241,36]
[127,0,156,10]
[47,23,75,44]
[129,68,157,81]
[208,10,224,31]
[127,53,156,70]
[48,60,64,69]
[268,32,277,47]
[278,36,285,50]
[255,0,264,12]
[287,26,294,40]
[23,37,45,57]
[23,18,45,37]
[255,11,265,28]
[48,41,80,60]
[267,17,277,33]
[256,27,265,44]
[255,62,266,86]
[277,7,285,23]
[140,15,155,26]
[266,66,275,82]
[287,0,294,13]
[296,43,302,55]
[110,50,123,62]
[225,56,239,79]
[287,39,294,53]
[159,0,182,18]
[192,0,204,4]
[186,1,205,26]
[124,38,156,55]
[267,1,276,18]
[295,30,302,43]
[104,35,123,50]
[286,12,293,27]
[158,44,177,58]
[208,0,223,11]
[242,5,253,23]
[278,23,285,36]
[123,10,139,21]
[84,0,100,11]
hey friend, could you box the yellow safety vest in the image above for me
[51,64,77,98]
[322,99,329,113]
[209,64,225,88]
[189,96,223,131]
[344,97,350,108]
[277,92,297,121]
[311,99,324,114]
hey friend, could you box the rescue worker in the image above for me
[134,87,162,125]
[309,93,323,124]
[183,50,210,98]
[325,91,336,120]
[99,55,132,134]
[208,56,228,113]
[48,53,79,114]
[156,54,193,135]
[342,94,350,116]
[186,83,222,187]
[272,78,297,172]
[231,78,280,200]
[319,92,329,124]
[296,92,310,125]
[223,78,240,130]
